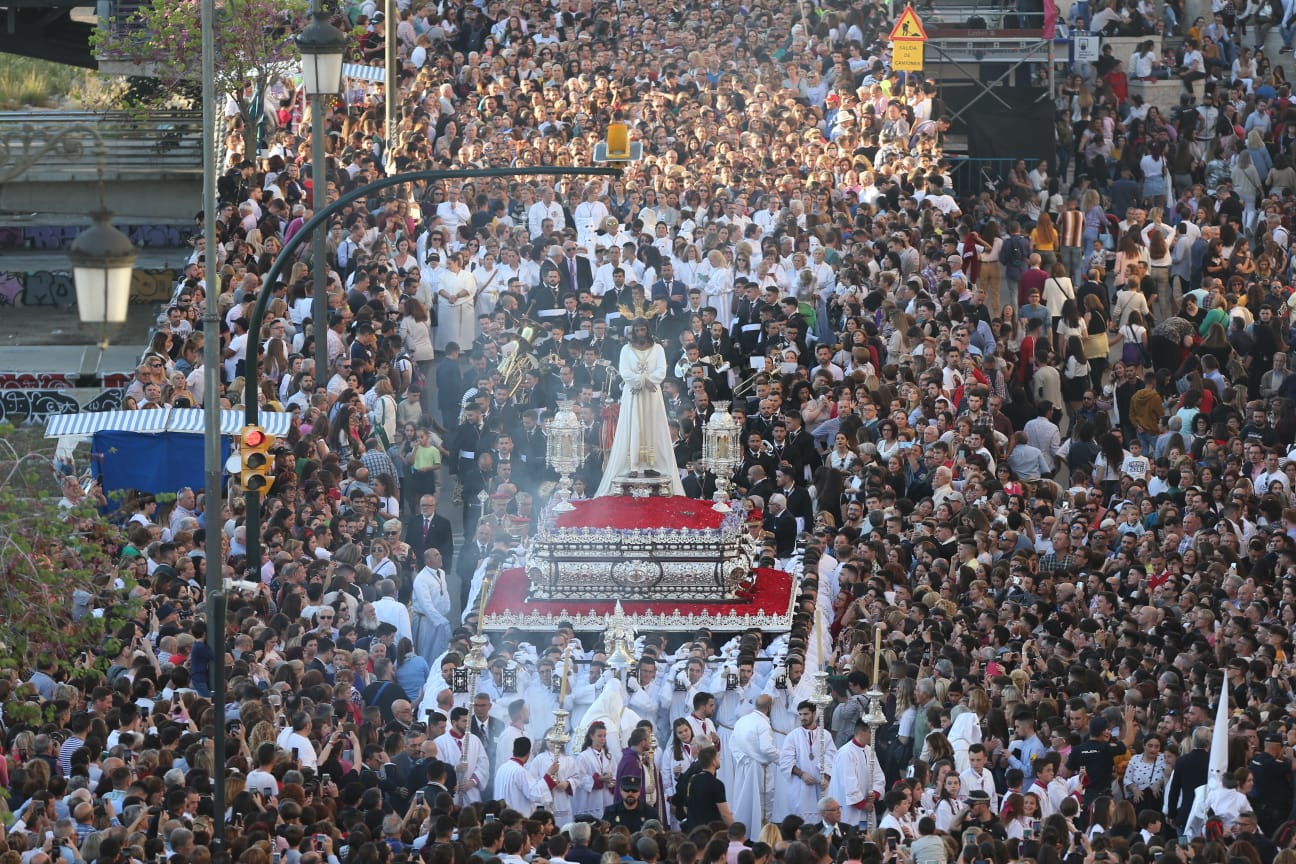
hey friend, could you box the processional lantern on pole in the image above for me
[605,600,637,672]
[809,669,834,778]
[545,400,586,512]
[701,400,740,512]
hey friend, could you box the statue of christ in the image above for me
[594,318,685,497]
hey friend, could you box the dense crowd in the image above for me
[12,3,1296,864]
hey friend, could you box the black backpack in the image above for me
[672,761,704,823]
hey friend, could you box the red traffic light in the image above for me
[244,429,266,447]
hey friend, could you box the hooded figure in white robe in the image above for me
[730,694,780,832]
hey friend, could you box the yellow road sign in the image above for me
[891,40,924,70]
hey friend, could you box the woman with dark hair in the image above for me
[812,465,846,528]
[1061,335,1090,432]
[1094,433,1129,503]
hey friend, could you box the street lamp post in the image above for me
[69,210,137,330]
[296,4,347,390]
[199,0,226,837]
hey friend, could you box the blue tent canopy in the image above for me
[45,407,292,438]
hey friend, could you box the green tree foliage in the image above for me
[0,426,122,678]
[93,0,311,158]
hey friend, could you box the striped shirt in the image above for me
[57,735,84,777]
[1059,209,1086,248]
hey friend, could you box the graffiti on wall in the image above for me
[0,269,178,307]
[0,388,124,425]
[0,224,189,250]
[0,373,131,390]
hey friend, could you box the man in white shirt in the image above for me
[276,713,319,770]
[730,694,780,831]
[958,744,999,811]
[411,549,451,666]
[495,699,532,770]
[528,185,565,240]
[573,182,609,246]
[372,578,412,645]
[436,187,471,238]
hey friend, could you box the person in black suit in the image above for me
[651,261,687,306]
[681,461,718,500]
[1166,725,1211,829]
[743,465,776,502]
[781,412,822,481]
[455,521,493,611]
[405,494,454,574]
[557,242,594,295]
[529,268,561,316]
[775,466,814,529]
[737,431,777,481]
[764,494,797,557]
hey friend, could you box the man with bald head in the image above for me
[730,693,778,830]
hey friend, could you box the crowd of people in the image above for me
[12,4,1296,864]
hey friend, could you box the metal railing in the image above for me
[945,156,1028,196]
[0,110,203,181]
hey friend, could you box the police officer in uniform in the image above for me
[603,774,648,832]
[1248,732,1293,834]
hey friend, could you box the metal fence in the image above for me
[943,156,1023,196]
[0,110,203,181]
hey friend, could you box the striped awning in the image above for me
[342,62,385,82]
[46,408,293,438]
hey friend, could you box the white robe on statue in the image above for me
[595,341,685,497]
[730,709,779,832]
[410,565,451,665]
[778,724,837,822]
[829,739,885,830]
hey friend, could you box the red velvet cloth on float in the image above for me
[479,496,798,632]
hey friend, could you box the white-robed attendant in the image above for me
[701,249,736,328]
[778,700,837,822]
[529,743,579,826]
[729,694,780,833]
[683,693,724,780]
[594,318,685,497]
[572,722,617,817]
[495,736,551,816]
[432,707,491,805]
[710,663,759,787]
[661,718,698,827]
[435,252,476,352]
[829,719,886,830]
[410,550,451,665]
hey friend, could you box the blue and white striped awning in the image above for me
[342,62,385,82]
[46,408,293,439]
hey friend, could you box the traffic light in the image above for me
[606,123,630,159]
[239,425,275,494]
[593,122,642,163]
